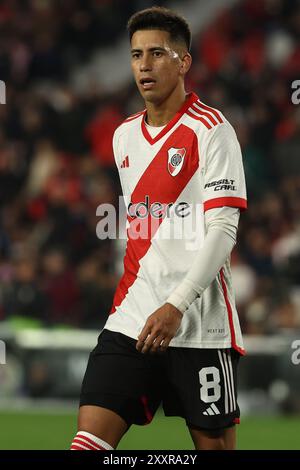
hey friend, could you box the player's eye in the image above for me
[132,53,141,59]
[153,51,162,57]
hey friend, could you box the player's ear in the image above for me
[180,52,192,76]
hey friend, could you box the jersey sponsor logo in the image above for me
[127,195,190,219]
[204,178,236,191]
[167,147,186,176]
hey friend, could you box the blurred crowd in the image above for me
[0,0,299,334]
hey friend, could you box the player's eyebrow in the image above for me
[131,46,167,54]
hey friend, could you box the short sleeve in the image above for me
[112,127,128,205]
[203,122,247,212]
[112,128,121,167]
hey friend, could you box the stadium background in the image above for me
[0,0,300,449]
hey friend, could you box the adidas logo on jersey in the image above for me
[203,403,220,416]
[121,156,129,168]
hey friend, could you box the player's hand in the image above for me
[136,303,183,354]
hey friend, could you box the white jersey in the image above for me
[104,92,247,354]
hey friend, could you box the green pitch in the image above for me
[0,409,299,450]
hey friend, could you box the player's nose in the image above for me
[139,55,152,72]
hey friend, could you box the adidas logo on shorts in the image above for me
[203,403,220,415]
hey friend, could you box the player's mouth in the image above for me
[140,77,156,90]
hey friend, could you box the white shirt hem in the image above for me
[103,326,242,350]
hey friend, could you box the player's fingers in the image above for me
[159,337,171,353]
[149,335,165,354]
[136,324,152,351]
[141,331,160,354]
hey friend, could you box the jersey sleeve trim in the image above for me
[204,197,247,212]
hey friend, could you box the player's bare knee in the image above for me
[194,436,226,450]
[78,405,128,448]
[189,427,229,450]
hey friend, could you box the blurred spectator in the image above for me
[269,300,300,333]
[76,253,116,329]
[244,296,270,335]
[41,248,80,326]
[2,255,47,322]
[85,103,124,167]
[231,251,257,308]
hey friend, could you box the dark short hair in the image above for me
[127,6,191,51]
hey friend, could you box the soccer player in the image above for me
[71,6,247,451]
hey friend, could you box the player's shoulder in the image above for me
[184,97,240,150]
[185,97,230,133]
[113,109,145,140]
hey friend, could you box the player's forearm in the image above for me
[166,207,240,314]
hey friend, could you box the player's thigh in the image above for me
[80,329,163,430]
[78,405,128,449]
[164,347,240,435]
[188,424,236,450]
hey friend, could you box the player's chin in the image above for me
[138,85,159,100]
[142,91,168,106]
[139,89,156,100]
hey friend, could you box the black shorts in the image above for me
[80,329,240,430]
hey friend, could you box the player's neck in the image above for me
[145,86,187,127]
